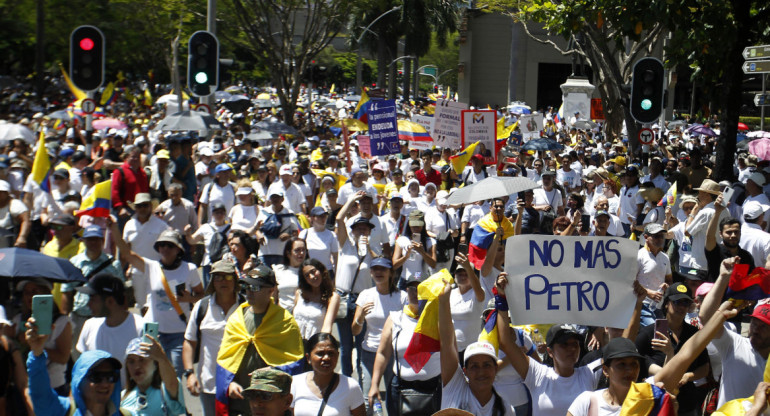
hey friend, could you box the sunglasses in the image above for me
[248,390,280,401]
[213,274,236,282]
[87,370,119,384]
[241,282,269,292]
[156,242,177,249]
[673,299,693,307]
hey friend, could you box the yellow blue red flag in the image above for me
[449,141,480,175]
[354,88,371,123]
[404,269,453,372]
[468,213,515,269]
[31,131,52,192]
[658,181,678,207]
[75,180,111,217]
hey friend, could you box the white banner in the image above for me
[432,99,467,149]
[461,110,497,164]
[503,235,638,328]
[412,114,434,135]
[519,114,544,139]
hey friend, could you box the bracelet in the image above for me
[355,319,364,326]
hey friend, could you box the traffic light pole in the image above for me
[201,0,216,110]
[85,91,94,155]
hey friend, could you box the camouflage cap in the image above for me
[243,368,292,395]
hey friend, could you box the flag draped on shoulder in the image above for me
[449,141,480,175]
[404,269,453,372]
[620,382,676,415]
[658,181,678,207]
[215,302,303,416]
[354,89,371,123]
[75,180,112,217]
[468,214,515,269]
[32,131,52,192]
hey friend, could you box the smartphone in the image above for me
[31,295,54,336]
[143,321,159,343]
[175,283,186,297]
[721,185,735,206]
[458,243,469,255]
[654,318,669,339]
[580,214,591,233]
[518,191,526,201]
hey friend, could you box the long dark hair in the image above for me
[298,258,334,307]
[229,230,258,257]
[282,237,307,266]
[404,222,429,248]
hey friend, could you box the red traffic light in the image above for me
[79,38,94,51]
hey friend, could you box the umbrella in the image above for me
[255,119,297,135]
[749,138,770,160]
[737,139,751,151]
[246,130,274,143]
[507,102,531,114]
[747,131,770,139]
[738,122,750,131]
[0,123,35,143]
[331,119,368,132]
[222,95,251,113]
[667,120,686,129]
[689,125,717,137]
[0,248,85,283]
[214,90,232,100]
[156,94,186,106]
[47,110,82,123]
[224,85,244,94]
[521,138,563,152]
[256,93,271,100]
[255,99,274,109]
[446,176,539,205]
[155,110,225,132]
[92,118,127,130]
[573,120,597,130]
[737,133,748,143]
[397,120,432,148]
[343,95,361,102]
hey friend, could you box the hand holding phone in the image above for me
[31,295,54,336]
[143,322,159,344]
[580,214,591,233]
[654,318,669,339]
[175,283,186,297]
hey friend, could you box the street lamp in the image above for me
[354,6,402,94]
[388,55,415,99]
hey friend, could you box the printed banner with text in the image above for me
[503,235,638,328]
[461,110,497,165]
[432,99,467,149]
[367,100,400,156]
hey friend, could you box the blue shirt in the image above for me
[121,382,186,416]
[174,156,197,202]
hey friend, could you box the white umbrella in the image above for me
[155,110,225,132]
[0,123,35,143]
[446,176,539,205]
[747,131,770,139]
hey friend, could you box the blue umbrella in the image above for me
[0,248,85,283]
[689,125,717,137]
[521,138,563,151]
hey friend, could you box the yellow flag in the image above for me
[329,84,336,94]
[143,88,153,106]
[59,64,87,101]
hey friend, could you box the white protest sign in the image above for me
[412,114,434,135]
[461,110,497,164]
[432,99,467,149]
[519,114,544,139]
[503,235,638,328]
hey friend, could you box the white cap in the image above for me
[463,341,498,366]
[200,147,214,157]
[0,180,10,192]
[744,200,766,220]
[748,172,766,187]
[236,186,255,196]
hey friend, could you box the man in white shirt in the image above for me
[556,154,581,193]
[636,223,672,326]
[345,193,391,257]
[641,158,669,191]
[685,179,731,271]
[740,200,770,267]
[198,163,236,225]
[155,183,197,235]
[380,193,407,247]
[337,166,377,206]
[123,193,170,309]
[267,164,307,215]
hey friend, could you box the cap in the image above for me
[594,210,610,219]
[638,187,664,204]
[624,165,640,176]
[694,179,722,195]
[242,368,292,396]
[53,168,70,179]
[214,163,232,175]
[125,338,150,359]
[200,147,215,157]
[751,304,770,326]
[471,154,484,162]
[351,216,375,230]
[236,186,255,196]
[408,210,425,227]
[371,257,392,269]
[663,282,693,303]
[268,188,284,198]
[156,149,170,160]
[541,169,556,177]
[310,206,328,216]
[50,213,76,226]
[59,148,75,159]
[679,195,698,209]
[695,282,714,298]
[132,193,152,206]
[744,200,765,220]
[675,268,707,281]
[242,264,277,287]
[392,168,403,176]
[389,192,403,201]
[602,338,643,362]
[211,202,227,212]
[82,225,105,239]
[644,223,665,235]
[279,164,293,176]
[463,341,498,366]
[16,277,53,292]
[211,259,236,275]
[748,172,767,187]
[325,188,338,196]
[154,229,185,251]
[76,274,126,298]
[546,324,582,347]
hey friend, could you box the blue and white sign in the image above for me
[367,100,400,156]
[504,235,639,327]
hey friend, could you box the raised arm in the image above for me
[698,256,738,339]
[336,191,364,246]
[144,335,180,400]
[108,215,146,273]
[457,252,484,302]
[438,277,459,386]
[622,281,649,340]
[495,273,531,380]
[705,195,725,251]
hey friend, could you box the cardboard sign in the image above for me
[518,114,544,139]
[357,135,371,159]
[433,99,467,149]
[503,235,639,328]
[367,100,400,156]
[461,110,497,164]
[412,114,435,135]
[590,98,604,120]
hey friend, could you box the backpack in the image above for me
[207,224,231,263]
[193,293,244,363]
[435,231,455,263]
[261,212,290,239]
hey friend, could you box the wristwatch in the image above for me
[183,369,195,378]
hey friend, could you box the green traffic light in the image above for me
[195,72,208,84]
[641,99,652,110]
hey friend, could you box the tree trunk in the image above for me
[377,37,388,88]
[402,58,411,101]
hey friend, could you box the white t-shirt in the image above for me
[290,371,365,416]
[685,203,730,269]
[495,329,536,407]
[618,184,643,225]
[76,313,144,384]
[293,296,325,340]
[143,259,201,334]
[355,288,407,352]
[670,222,698,270]
[184,295,239,394]
[450,287,486,351]
[228,204,259,232]
[462,203,490,229]
[636,246,671,294]
[441,366,515,416]
[425,207,458,237]
[395,235,434,281]
[256,205,298,256]
[200,182,236,218]
[273,264,299,311]
[299,227,339,271]
[335,239,372,294]
[533,188,563,214]
[557,168,580,190]
[336,182,377,206]
[345,214,389,256]
[712,325,768,408]
[524,358,601,416]
[124,216,170,307]
[390,310,442,380]
[267,181,306,214]
[568,389,622,416]
[195,222,231,266]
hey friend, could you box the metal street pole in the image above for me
[201,0,217,109]
[388,55,414,99]
[355,6,402,94]
[763,74,766,131]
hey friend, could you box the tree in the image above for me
[221,0,354,126]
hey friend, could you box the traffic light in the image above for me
[70,26,105,91]
[630,57,664,124]
[188,31,219,97]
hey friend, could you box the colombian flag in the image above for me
[711,355,770,415]
[59,63,87,101]
[468,214,515,269]
[31,131,52,192]
[449,141,480,175]
[397,120,432,149]
[658,181,678,207]
[478,309,499,353]
[354,89,371,123]
[75,180,112,217]
[726,263,769,300]
[404,269,453,372]
[620,382,676,415]
[100,82,117,106]
[215,302,304,416]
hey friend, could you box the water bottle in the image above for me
[409,234,420,262]
[532,329,544,347]
[372,399,384,416]
[358,235,368,257]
